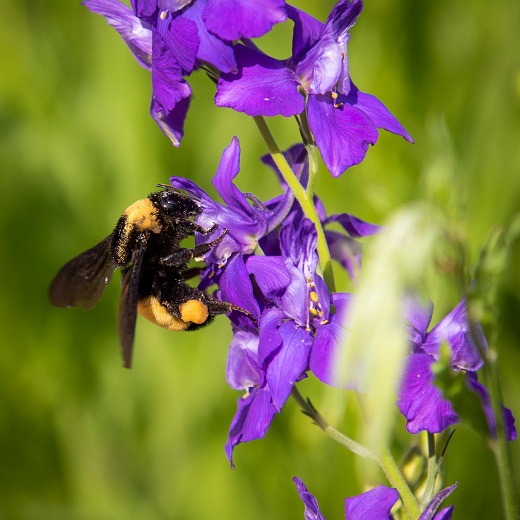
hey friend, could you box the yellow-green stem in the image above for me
[376,446,421,519]
[253,116,335,291]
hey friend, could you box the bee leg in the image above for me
[160,230,229,267]
[178,220,219,236]
[205,298,255,321]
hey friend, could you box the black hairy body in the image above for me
[49,186,250,368]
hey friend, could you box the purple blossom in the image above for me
[398,299,517,440]
[170,137,296,280]
[84,0,286,146]
[294,478,456,520]
[216,0,412,176]
[220,220,356,464]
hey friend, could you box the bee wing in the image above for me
[118,233,148,369]
[49,236,116,310]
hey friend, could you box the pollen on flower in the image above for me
[160,10,167,20]
[242,388,251,399]
[310,291,319,303]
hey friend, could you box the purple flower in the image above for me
[216,0,412,176]
[220,220,354,464]
[170,137,296,280]
[398,299,517,440]
[294,478,457,520]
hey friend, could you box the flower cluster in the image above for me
[83,0,517,517]
[84,0,410,175]
[170,137,379,464]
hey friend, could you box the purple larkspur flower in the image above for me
[84,0,285,147]
[398,299,517,440]
[219,220,353,464]
[294,478,456,520]
[170,137,296,282]
[216,0,413,176]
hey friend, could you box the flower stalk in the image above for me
[253,115,335,291]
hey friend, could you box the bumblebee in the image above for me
[49,185,250,368]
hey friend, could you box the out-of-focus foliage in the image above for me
[0,1,518,519]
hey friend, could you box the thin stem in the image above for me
[421,433,437,508]
[485,348,519,520]
[376,446,421,519]
[291,387,421,519]
[290,386,375,460]
[253,116,335,291]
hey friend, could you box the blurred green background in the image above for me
[1,0,519,518]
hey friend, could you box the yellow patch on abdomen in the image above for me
[138,296,190,331]
[179,299,209,325]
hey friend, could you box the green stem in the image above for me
[421,433,437,508]
[291,387,421,519]
[253,116,335,291]
[485,348,519,520]
[290,386,374,460]
[376,446,421,519]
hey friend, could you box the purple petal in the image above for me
[181,0,237,73]
[403,297,434,339]
[324,212,380,238]
[310,321,346,387]
[397,353,460,434]
[344,485,399,520]
[213,137,253,214]
[225,386,278,468]
[292,477,326,520]
[220,255,261,320]
[433,507,454,520]
[151,30,191,110]
[286,5,324,62]
[215,45,304,117]
[325,231,362,278]
[347,82,414,143]
[83,0,153,69]
[150,94,190,147]
[161,13,199,74]
[245,256,291,301]
[310,293,355,388]
[130,0,157,20]
[466,373,517,441]
[267,322,312,411]
[258,307,285,367]
[226,329,262,390]
[418,483,457,520]
[307,93,378,177]
[403,296,434,352]
[423,300,484,371]
[203,0,287,41]
[295,0,363,94]
[280,221,319,328]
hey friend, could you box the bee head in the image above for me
[151,186,202,219]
